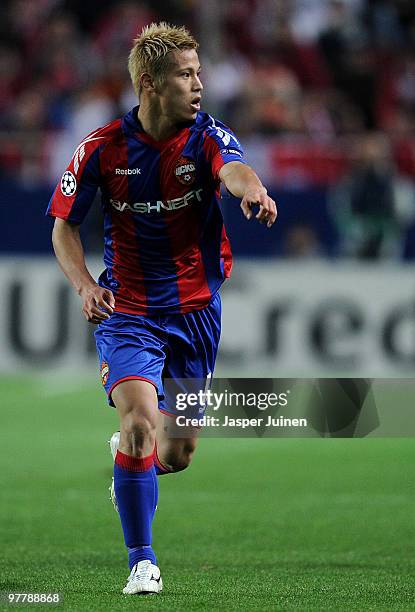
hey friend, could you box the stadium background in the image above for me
[1,1,415,610]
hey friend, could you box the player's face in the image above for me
[158,49,203,123]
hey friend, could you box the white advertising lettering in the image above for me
[110,189,203,214]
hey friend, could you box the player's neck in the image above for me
[137,104,179,142]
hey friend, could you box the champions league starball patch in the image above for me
[174,157,196,186]
[101,361,109,386]
[60,171,77,196]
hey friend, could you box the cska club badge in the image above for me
[101,361,109,386]
[174,156,196,186]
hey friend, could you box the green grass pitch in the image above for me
[1,375,414,611]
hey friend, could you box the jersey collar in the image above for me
[123,106,199,149]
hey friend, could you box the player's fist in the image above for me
[79,284,115,324]
[240,186,277,228]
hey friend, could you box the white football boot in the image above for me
[123,560,163,595]
[108,431,120,513]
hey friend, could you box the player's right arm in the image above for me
[46,128,115,323]
[52,219,114,324]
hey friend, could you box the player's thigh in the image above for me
[113,379,160,456]
[113,379,159,426]
[94,312,166,408]
[160,292,221,418]
[156,294,221,464]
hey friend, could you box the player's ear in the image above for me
[140,73,156,93]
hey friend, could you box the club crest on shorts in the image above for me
[174,157,196,186]
[101,361,109,386]
[60,170,77,196]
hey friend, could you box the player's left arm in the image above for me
[219,161,277,228]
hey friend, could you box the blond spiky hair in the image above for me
[128,22,199,96]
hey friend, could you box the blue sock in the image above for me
[114,450,158,569]
[128,544,156,569]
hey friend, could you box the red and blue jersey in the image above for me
[47,107,246,315]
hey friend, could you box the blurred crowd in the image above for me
[1,0,415,259]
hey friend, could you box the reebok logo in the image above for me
[220,148,242,157]
[115,168,141,175]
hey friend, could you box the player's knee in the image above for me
[123,410,157,437]
[121,409,157,450]
[177,441,195,471]
[165,439,197,472]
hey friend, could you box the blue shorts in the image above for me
[94,293,221,417]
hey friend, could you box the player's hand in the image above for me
[79,284,115,324]
[240,186,277,228]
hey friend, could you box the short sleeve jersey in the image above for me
[47,106,246,315]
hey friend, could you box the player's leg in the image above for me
[104,291,220,482]
[155,292,222,472]
[94,313,166,594]
[109,411,198,476]
[111,379,162,594]
[154,411,200,473]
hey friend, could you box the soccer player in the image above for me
[47,22,277,595]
